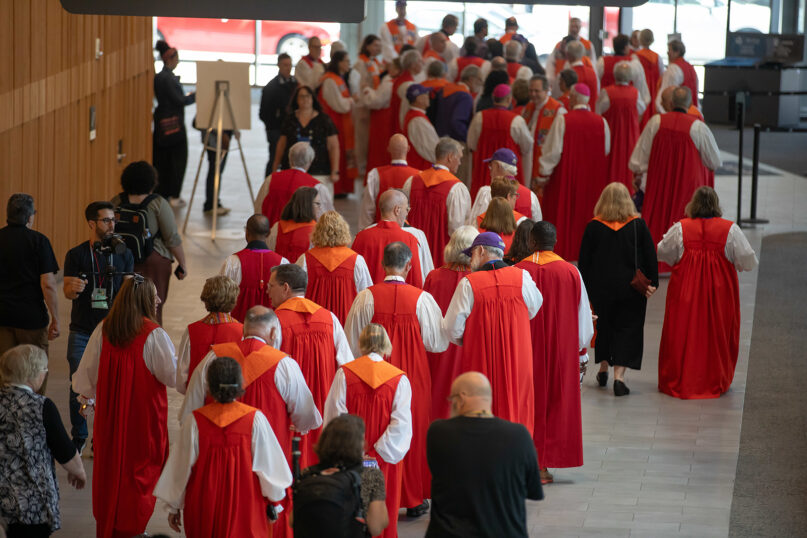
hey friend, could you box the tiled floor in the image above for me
[44,103,807,537]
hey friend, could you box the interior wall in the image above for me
[0,0,154,263]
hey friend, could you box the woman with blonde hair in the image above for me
[296,211,372,324]
[578,183,658,396]
[478,197,518,251]
[72,276,177,537]
[423,225,479,419]
[656,186,757,399]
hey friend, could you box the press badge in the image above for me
[91,287,109,310]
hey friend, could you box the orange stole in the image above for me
[275,296,322,315]
[307,246,356,272]
[195,400,257,428]
[592,215,638,232]
[522,250,565,265]
[211,342,285,387]
[279,220,316,234]
[343,355,404,389]
[418,166,458,187]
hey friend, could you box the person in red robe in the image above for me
[359,133,422,230]
[522,75,566,190]
[423,225,479,420]
[154,356,293,538]
[421,53,450,95]
[404,137,472,268]
[324,323,413,538]
[564,41,599,102]
[469,148,542,222]
[596,62,645,193]
[556,68,578,111]
[319,50,357,195]
[360,60,401,177]
[294,37,325,90]
[72,277,177,538]
[392,50,424,134]
[344,242,448,517]
[269,186,320,263]
[595,34,650,107]
[403,84,440,170]
[442,232,542,435]
[222,214,289,322]
[656,39,699,113]
[176,275,243,394]
[448,37,490,82]
[516,222,594,485]
[634,29,664,126]
[537,83,610,261]
[467,84,533,197]
[267,263,353,467]
[656,187,757,399]
[380,0,418,61]
[296,211,372,324]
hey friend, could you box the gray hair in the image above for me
[504,39,522,61]
[0,345,47,385]
[289,141,315,169]
[614,61,632,84]
[401,49,422,71]
[481,245,504,258]
[672,86,692,110]
[443,225,479,265]
[495,161,518,176]
[244,306,279,334]
[6,193,35,225]
[382,241,413,270]
[460,64,481,83]
[435,137,462,161]
[427,60,446,79]
[565,40,584,62]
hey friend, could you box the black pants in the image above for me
[266,129,281,178]
[204,148,229,211]
[7,523,52,537]
[153,134,189,199]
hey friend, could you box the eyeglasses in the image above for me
[95,218,117,225]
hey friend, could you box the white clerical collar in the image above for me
[616,82,629,86]
[391,159,408,165]
[384,275,406,282]
[410,106,427,113]
[11,383,33,392]
[244,336,267,344]
[292,167,307,173]
[573,104,589,110]
[433,164,449,171]
[367,352,384,362]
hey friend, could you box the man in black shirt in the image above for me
[427,372,543,538]
[260,53,298,177]
[63,201,134,450]
[0,194,60,360]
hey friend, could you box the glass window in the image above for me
[729,0,772,32]
[631,0,676,58]
[676,0,728,64]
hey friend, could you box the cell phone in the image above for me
[362,458,379,469]
[174,265,185,278]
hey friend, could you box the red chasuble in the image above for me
[93,319,167,538]
[673,57,699,108]
[373,163,422,222]
[407,167,461,268]
[186,314,244,381]
[600,55,633,88]
[423,265,470,420]
[369,282,431,507]
[458,267,535,434]
[261,169,319,226]
[643,112,713,245]
[391,71,414,134]
[404,109,434,170]
[185,402,267,538]
[319,72,357,194]
[304,246,360,324]
[352,220,424,287]
[454,56,484,82]
[471,108,524,198]
[635,48,661,127]
[658,218,740,399]
[506,61,522,83]
[525,97,563,183]
[572,64,599,102]
[602,84,640,192]
[232,247,285,322]
[517,252,583,468]
[275,220,315,263]
[367,110,394,176]
[275,297,335,467]
[542,109,608,261]
[343,356,406,538]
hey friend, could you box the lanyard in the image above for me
[89,242,105,288]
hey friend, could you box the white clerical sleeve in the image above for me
[175,328,191,394]
[635,91,647,117]
[656,63,683,113]
[153,414,199,513]
[520,269,543,319]
[629,114,661,175]
[595,57,605,79]
[178,351,217,424]
[375,373,413,464]
[656,222,684,265]
[575,268,595,349]
[252,410,294,502]
[442,277,474,345]
[408,117,439,163]
[539,114,565,177]
[447,183,472,236]
[321,78,353,114]
[397,81,414,127]
[602,117,611,156]
[362,77,393,109]
[295,254,307,272]
[267,223,279,250]
[323,368,348,426]
[348,69,361,97]
[690,121,722,171]
[530,191,543,221]
[510,116,534,156]
[354,256,374,292]
[447,59,459,82]
[220,254,242,285]
[546,56,559,94]
[402,226,434,278]
[417,291,450,352]
[468,186,491,225]
[466,112,483,151]
[630,58,651,107]
[479,60,492,81]
[295,60,315,90]
[275,356,322,433]
[344,289,374,356]
[332,313,355,365]
[379,23,398,62]
[143,328,178,388]
[596,89,610,115]
[725,224,758,271]
[255,178,271,214]
[359,168,381,230]
[72,323,103,399]
[315,184,335,214]
[402,177,412,198]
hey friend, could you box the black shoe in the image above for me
[406,500,430,518]
[596,371,608,387]
[614,380,630,396]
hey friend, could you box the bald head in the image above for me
[449,372,493,417]
[672,86,692,110]
[660,85,676,112]
[379,189,408,225]
[490,56,507,71]
[243,305,279,343]
[246,214,270,241]
[388,134,409,160]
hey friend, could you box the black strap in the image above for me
[634,219,639,273]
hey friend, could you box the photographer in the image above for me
[63,201,134,452]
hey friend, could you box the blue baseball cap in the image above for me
[406,83,429,103]
[462,231,506,257]
[483,147,518,166]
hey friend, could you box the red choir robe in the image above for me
[403,109,435,170]
[407,167,461,268]
[454,56,484,82]
[600,55,634,88]
[304,246,360,324]
[367,106,395,177]
[373,163,422,222]
[185,402,269,538]
[542,109,608,261]
[369,281,431,507]
[517,251,583,468]
[658,218,741,399]
[232,247,286,322]
[275,297,337,467]
[524,97,564,184]
[506,61,523,83]
[559,91,571,111]
[275,220,316,263]
[635,48,661,127]
[352,220,424,287]
[602,84,640,192]
[261,169,320,226]
[343,356,406,538]
[458,267,535,434]
[423,265,470,420]
[319,72,357,194]
[93,319,167,538]
[673,57,699,108]
[186,314,244,381]
[391,71,414,134]
[572,63,599,102]
[471,107,524,198]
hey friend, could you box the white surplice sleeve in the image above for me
[331,313,355,366]
[402,177,413,198]
[153,414,199,513]
[375,373,412,464]
[538,113,565,177]
[690,121,722,171]
[520,269,543,319]
[321,78,353,114]
[530,190,543,221]
[596,89,610,115]
[447,183,472,236]
[178,351,217,424]
[268,223,279,250]
[344,289,374,357]
[511,115,534,156]
[354,256,374,292]
[447,58,459,82]
[175,328,191,394]
[636,90,647,117]
[602,117,611,156]
[725,223,758,271]
[656,221,684,266]
[72,323,103,400]
[379,23,398,62]
[416,291,449,352]
[143,328,178,388]
[362,77,393,109]
[359,168,381,230]
[466,112,483,151]
[468,186,491,225]
[295,253,307,272]
[595,57,605,79]
[576,268,595,349]
[442,277,474,346]
[629,114,661,176]
[323,368,348,426]
[220,254,242,285]
[408,117,439,163]
[252,410,294,502]
[402,226,435,278]
[397,81,414,128]
[255,177,271,213]
[630,57,651,107]
[655,63,683,113]
[275,356,322,433]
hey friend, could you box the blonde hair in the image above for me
[593,182,638,222]
[310,211,352,248]
[201,275,240,313]
[479,197,517,235]
[0,345,48,385]
[443,225,479,266]
[358,323,392,356]
[490,176,518,198]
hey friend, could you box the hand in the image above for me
[48,318,60,340]
[68,471,86,489]
[644,285,657,298]
[174,265,187,281]
[633,173,643,191]
[330,171,339,183]
[65,277,87,297]
[168,511,182,533]
[79,402,94,418]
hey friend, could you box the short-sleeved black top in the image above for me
[64,241,135,334]
[0,224,59,329]
[279,112,337,175]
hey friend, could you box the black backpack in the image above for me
[115,193,159,264]
[292,464,366,538]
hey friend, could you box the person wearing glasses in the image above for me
[62,201,134,454]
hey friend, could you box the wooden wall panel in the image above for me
[0,0,153,263]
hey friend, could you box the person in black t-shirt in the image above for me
[63,201,134,451]
[0,194,60,362]
[426,372,543,538]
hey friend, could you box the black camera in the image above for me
[93,234,128,256]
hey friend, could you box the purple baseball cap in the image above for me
[406,83,429,103]
[462,231,506,257]
[483,147,518,166]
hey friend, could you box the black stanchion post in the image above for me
[740,123,770,225]
[736,98,744,226]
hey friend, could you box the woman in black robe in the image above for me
[578,183,659,396]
